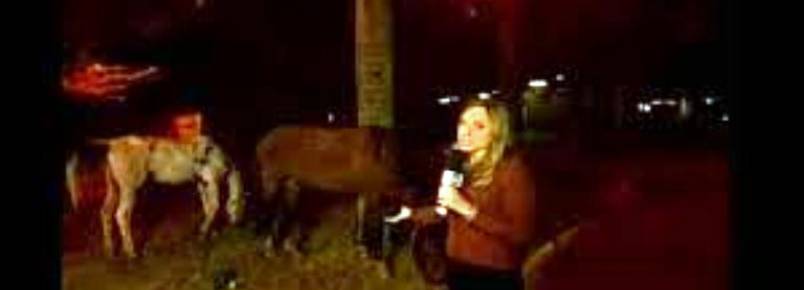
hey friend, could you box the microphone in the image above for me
[384,205,412,224]
[436,146,467,216]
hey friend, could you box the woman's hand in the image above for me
[436,186,478,220]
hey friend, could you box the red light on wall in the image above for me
[61,62,161,102]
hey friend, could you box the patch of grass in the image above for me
[65,204,443,290]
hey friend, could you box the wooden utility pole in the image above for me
[356,0,394,128]
[355,0,394,257]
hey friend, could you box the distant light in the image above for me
[450,95,460,103]
[665,99,678,106]
[91,63,103,72]
[637,103,652,113]
[721,114,729,122]
[468,7,478,18]
[491,90,500,95]
[705,97,714,105]
[680,98,691,118]
[528,79,548,88]
[438,97,451,105]
[479,92,491,100]
[651,99,662,106]
[556,74,565,82]
[327,112,335,123]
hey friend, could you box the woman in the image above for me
[437,99,537,290]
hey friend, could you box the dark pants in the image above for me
[446,260,523,290]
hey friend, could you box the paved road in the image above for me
[527,140,729,290]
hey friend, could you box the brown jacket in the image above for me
[446,151,537,270]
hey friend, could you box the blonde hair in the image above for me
[460,99,513,192]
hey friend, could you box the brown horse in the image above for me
[255,126,404,255]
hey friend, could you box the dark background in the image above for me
[59,0,729,122]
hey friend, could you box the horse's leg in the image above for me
[197,172,220,238]
[225,169,244,225]
[259,170,281,255]
[281,178,302,256]
[197,185,211,238]
[358,191,392,278]
[109,156,143,260]
[105,140,149,259]
[356,194,367,251]
[116,186,138,259]
[359,192,387,259]
[101,165,118,257]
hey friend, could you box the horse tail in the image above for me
[65,152,81,212]
[66,148,115,212]
[255,131,281,200]
[66,139,114,212]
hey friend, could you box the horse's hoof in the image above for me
[124,252,139,260]
[119,258,144,272]
[287,248,303,259]
[103,250,115,259]
[356,246,370,259]
[282,241,303,258]
[262,239,277,258]
[120,245,138,259]
[373,262,391,280]
[103,243,115,258]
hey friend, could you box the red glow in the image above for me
[61,62,161,102]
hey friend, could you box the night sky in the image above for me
[61,0,729,130]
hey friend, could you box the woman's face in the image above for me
[456,106,494,154]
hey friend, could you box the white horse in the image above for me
[66,135,244,258]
